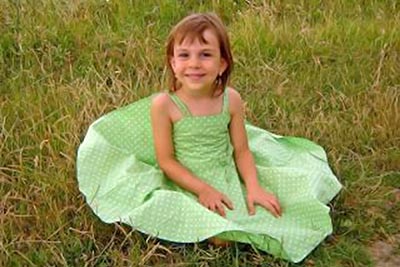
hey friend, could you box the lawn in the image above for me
[1,1,399,266]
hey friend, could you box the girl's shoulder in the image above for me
[151,92,171,107]
[226,87,244,114]
[151,92,181,122]
[151,92,173,116]
[226,86,242,100]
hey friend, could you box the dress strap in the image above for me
[168,93,192,117]
[222,88,229,114]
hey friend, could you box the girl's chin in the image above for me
[182,85,214,92]
[180,82,214,91]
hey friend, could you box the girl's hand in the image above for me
[198,185,234,217]
[246,185,281,217]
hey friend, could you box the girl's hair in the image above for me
[165,13,233,92]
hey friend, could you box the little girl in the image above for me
[77,13,342,263]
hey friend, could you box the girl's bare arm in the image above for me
[228,88,281,217]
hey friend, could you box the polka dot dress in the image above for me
[77,90,342,263]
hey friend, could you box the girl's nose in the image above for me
[188,56,200,68]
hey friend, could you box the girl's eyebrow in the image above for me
[175,47,217,52]
[201,48,216,52]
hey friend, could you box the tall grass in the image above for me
[1,1,399,266]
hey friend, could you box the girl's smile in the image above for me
[170,29,227,94]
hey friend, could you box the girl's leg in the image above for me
[208,237,232,248]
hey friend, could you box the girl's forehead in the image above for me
[175,29,219,47]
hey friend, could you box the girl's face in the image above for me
[170,29,227,94]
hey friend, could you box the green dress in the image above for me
[77,90,342,263]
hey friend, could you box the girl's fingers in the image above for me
[270,197,282,216]
[268,204,280,218]
[261,199,280,218]
[202,193,234,217]
[246,197,255,215]
[207,204,215,212]
[222,195,234,210]
[260,194,281,217]
[273,200,282,216]
[216,203,226,217]
[204,201,226,217]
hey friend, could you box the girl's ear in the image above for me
[170,57,176,72]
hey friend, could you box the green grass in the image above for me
[1,0,399,266]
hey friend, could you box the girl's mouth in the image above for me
[185,73,205,79]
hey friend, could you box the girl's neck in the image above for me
[175,86,222,100]
[173,86,224,117]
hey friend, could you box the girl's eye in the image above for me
[201,52,212,57]
[177,53,189,58]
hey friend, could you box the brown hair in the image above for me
[165,13,233,92]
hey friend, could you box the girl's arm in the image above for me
[151,93,233,217]
[228,88,281,217]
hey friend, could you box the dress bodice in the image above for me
[168,91,233,167]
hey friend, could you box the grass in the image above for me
[1,0,399,266]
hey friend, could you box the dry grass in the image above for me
[1,1,399,266]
